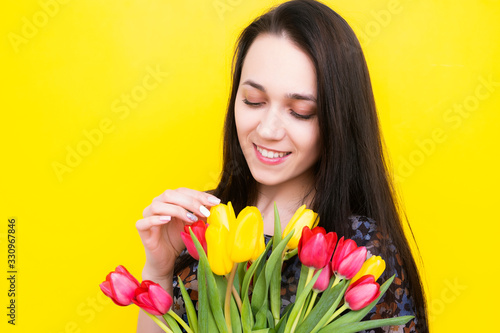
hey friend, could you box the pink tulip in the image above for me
[312,265,332,292]
[298,226,337,269]
[331,237,367,279]
[133,280,173,316]
[180,220,208,260]
[100,265,140,306]
[344,275,380,310]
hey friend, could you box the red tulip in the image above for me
[133,280,173,316]
[100,265,140,306]
[344,275,380,310]
[298,226,337,269]
[331,237,367,279]
[312,265,332,292]
[180,220,208,260]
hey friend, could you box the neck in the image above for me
[254,170,316,235]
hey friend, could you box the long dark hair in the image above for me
[213,0,427,330]
[177,0,428,330]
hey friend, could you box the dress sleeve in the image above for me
[171,259,200,324]
[349,216,419,333]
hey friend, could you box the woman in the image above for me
[136,0,428,332]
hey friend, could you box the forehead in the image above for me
[240,34,317,97]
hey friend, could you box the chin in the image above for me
[249,169,285,187]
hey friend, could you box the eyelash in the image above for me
[242,99,313,120]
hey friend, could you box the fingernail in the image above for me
[200,205,210,217]
[187,212,198,222]
[208,196,221,205]
[159,216,171,222]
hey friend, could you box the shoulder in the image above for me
[348,215,420,332]
[348,215,392,259]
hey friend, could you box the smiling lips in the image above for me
[254,144,291,165]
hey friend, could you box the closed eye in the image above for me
[290,110,314,120]
[243,98,263,107]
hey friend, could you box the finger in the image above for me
[152,188,221,208]
[175,187,221,206]
[136,215,172,232]
[149,190,215,220]
[145,201,205,224]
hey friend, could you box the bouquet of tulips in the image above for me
[100,203,413,333]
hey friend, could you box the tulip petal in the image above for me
[313,266,332,292]
[115,265,140,286]
[229,207,262,262]
[148,284,173,314]
[132,298,163,316]
[338,246,367,279]
[345,283,380,310]
[109,272,139,306]
[99,281,113,298]
[205,224,233,275]
[181,231,200,260]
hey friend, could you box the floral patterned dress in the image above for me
[171,215,419,333]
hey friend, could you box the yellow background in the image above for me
[1,0,499,332]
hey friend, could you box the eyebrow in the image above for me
[241,79,317,103]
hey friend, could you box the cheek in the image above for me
[235,107,259,141]
[293,122,321,159]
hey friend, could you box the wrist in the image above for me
[142,264,173,284]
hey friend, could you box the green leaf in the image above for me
[274,303,292,333]
[283,268,322,333]
[326,274,396,328]
[163,313,183,333]
[176,276,198,333]
[295,264,309,297]
[196,251,217,332]
[266,308,276,329]
[270,203,284,323]
[296,280,346,333]
[251,329,270,333]
[269,262,282,324]
[251,232,294,315]
[318,316,415,333]
[241,295,254,333]
[190,229,228,333]
[237,262,246,292]
[283,248,297,261]
[242,240,273,299]
[253,301,268,330]
[272,202,282,250]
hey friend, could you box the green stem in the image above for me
[303,290,318,320]
[225,263,238,333]
[330,274,342,289]
[290,267,314,332]
[166,310,194,333]
[231,285,242,312]
[144,310,173,333]
[324,303,349,327]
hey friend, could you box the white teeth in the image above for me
[256,146,289,159]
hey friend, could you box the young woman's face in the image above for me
[235,34,321,187]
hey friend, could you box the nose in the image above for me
[256,108,286,141]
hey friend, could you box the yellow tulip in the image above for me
[282,205,319,250]
[205,224,234,275]
[207,202,236,230]
[349,255,386,285]
[228,206,266,263]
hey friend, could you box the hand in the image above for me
[136,188,221,281]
